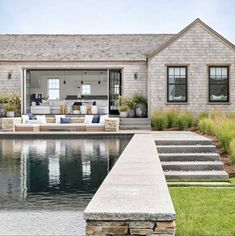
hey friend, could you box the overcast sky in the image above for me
[0,0,234,42]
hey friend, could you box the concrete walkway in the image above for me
[85,134,175,221]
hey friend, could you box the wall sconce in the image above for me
[81,80,83,84]
[134,72,138,80]
[63,80,66,84]
[98,80,101,84]
[8,72,12,80]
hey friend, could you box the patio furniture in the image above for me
[15,124,40,132]
[30,105,50,114]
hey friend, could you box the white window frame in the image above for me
[81,84,91,95]
[48,78,60,100]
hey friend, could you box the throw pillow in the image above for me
[22,115,29,124]
[84,115,93,124]
[60,117,71,124]
[92,115,100,123]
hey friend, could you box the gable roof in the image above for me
[0,34,174,62]
[148,18,235,59]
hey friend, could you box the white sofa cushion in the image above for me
[100,114,109,124]
[36,115,47,124]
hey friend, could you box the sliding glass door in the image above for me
[109,70,121,115]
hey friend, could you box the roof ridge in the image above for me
[0,33,175,36]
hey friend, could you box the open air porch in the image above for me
[22,69,122,116]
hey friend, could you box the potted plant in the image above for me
[133,93,148,118]
[126,97,135,118]
[0,96,8,117]
[5,103,17,117]
[119,96,128,118]
[5,93,21,117]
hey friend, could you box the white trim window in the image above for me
[48,78,60,100]
[82,84,91,95]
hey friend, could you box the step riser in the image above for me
[157,146,216,153]
[159,155,220,162]
[120,119,151,124]
[120,126,151,130]
[120,121,151,124]
[155,140,212,146]
[165,174,229,180]
[162,164,224,171]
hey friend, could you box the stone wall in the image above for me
[86,220,175,235]
[148,22,235,115]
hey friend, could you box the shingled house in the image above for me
[0,18,234,116]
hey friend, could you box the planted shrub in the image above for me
[229,139,235,164]
[165,109,177,128]
[175,114,188,130]
[211,110,225,120]
[226,112,235,120]
[215,120,235,153]
[198,118,214,135]
[151,112,167,130]
[198,112,209,121]
[184,113,195,128]
[174,113,194,130]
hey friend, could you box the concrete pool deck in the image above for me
[84,134,176,235]
[0,211,84,236]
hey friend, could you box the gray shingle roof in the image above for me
[0,34,174,61]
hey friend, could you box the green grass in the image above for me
[170,186,235,236]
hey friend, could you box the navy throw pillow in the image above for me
[60,117,71,124]
[92,115,100,123]
[26,113,33,120]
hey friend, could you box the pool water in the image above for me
[0,138,130,210]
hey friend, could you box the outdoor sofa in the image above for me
[15,114,108,132]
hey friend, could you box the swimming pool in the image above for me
[0,137,130,235]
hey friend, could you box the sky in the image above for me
[0,0,234,42]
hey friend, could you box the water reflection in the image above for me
[0,138,130,210]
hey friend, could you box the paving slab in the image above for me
[84,134,176,221]
[167,182,231,186]
[153,131,210,141]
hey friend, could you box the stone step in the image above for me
[161,161,224,171]
[120,118,151,125]
[119,125,151,130]
[155,139,212,146]
[167,181,231,186]
[157,145,216,153]
[164,170,229,180]
[159,153,220,161]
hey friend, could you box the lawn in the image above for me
[169,185,235,236]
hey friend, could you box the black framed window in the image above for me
[167,66,187,102]
[209,66,229,102]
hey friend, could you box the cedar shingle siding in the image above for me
[0,19,235,114]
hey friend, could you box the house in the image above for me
[0,18,234,116]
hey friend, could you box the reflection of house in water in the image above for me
[0,138,126,203]
[0,140,21,199]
